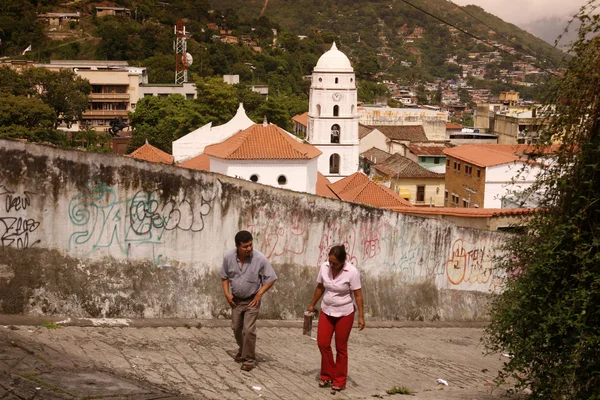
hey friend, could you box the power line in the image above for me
[397,0,560,76]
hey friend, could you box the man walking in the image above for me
[221,230,277,371]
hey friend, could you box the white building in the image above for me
[172,103,254,162]
[203,120,322,194]
[307,43,360,183]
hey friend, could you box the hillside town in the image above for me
[1,0,598,398]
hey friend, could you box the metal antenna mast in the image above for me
[174,21,190,84]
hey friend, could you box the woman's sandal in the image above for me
[318,380,332,388]
[331,385,345,391]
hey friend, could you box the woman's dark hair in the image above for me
[328,245,347,262]
[235,230,253,246]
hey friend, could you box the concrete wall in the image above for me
[0,139,505,321]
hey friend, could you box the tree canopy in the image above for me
[484,3,600,398]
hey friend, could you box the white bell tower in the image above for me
[307,42,359,183]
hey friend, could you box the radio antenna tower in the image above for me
[174,20,191,84]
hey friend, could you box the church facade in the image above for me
[307,43,360,183]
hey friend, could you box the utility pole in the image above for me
[464,186,476,208]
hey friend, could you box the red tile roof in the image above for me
[407,144,448,156]
[316,173,338,199]
[443,144,529,167]
[204,123,322,160]
[373,153,445,179]
[328,172,413,208]
[129,142,174,164]
[359,123,375,139]
[446,122,463,130]
[178,153,210,171]
[360,147,393,164]
[291,112,308,127]
[391,206,537,218]
[367,125,428,142]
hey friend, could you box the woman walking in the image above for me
[306,245,365,392]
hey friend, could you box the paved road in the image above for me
[0,319,519,399]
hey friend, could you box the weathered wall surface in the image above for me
[0,139,504,321]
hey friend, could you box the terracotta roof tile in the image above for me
[291,112,308,127]
[407,144,448,156]
[446,122,463,130]
[359,123,374,139]
[129,142,174,164]
[443,144,528,167]
[204,123,322,160]
[360,147,393,164]
[373,153,444,178]
[367,125,428,142]
[328,173,412,208]
[391,206,537,218]
[316,173,338,199]
[177,153,210,171]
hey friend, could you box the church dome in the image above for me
[314,42,354,72]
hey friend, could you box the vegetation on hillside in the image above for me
[484,2,600,398]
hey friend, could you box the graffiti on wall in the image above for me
[446,238,496,287]
[245,209,308,259]
[68,180,215,265]
[0,180,40,249]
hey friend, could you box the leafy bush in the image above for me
[484,4,600,399]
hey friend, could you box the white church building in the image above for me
[307,42,360,182]
[171,42,360,192]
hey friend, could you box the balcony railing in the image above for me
[83,110,128,117]
[90,93,130,100]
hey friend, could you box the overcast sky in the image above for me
[451,0,589,43]
[451,0,586,25]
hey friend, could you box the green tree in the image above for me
[194,76,239,124]
[484,5,600,398]
[22,67,91,128]
[0,95,56,129]
[128,94,206,154]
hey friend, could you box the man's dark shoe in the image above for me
[234,353,243,363]
[240,361,255,371]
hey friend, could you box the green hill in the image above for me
[0,0,568,100]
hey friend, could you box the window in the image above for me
[316,104,321,116]
[416,186,425,203]
[277,175,287,185]
[463,199,469,208]
[434,157,441,164]
[335,77,339,84]
[319,78,322,82]
[446,159,450,167]
[329,154,340,174]
[333,105,339,116]
[476,168,481,179]
[350,78,353,82]
[451,193,459,206]
[457,162,461,172]
[419,157,426,163]
[444,190,448,201]
[331,124,340,143]
[250,174,259,183]
[465,164,473,175]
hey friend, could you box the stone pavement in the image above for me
[0,317,520,400]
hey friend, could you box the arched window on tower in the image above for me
[333,105,339,116]
[329,154,340,174]
[316,104,321,116]
[335,77,339,84]
[351,105,355,115]
[331,124,340,143]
